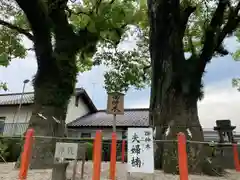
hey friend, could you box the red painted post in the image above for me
[92,130,102,180]
[232,143,240,171]
[121,140,126,163]
[19,128,34,180]
[177,132,189,180]
[109,132,117,180]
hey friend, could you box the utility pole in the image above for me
[12,79,30,135]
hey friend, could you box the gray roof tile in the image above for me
[67,108,149,127]
[0,88,97,114]
[0,92,34,105]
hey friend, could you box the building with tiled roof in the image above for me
[1,88,239,141]
[0,88,97,136]
[68,108,149,127]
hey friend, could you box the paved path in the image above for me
[0,162,239,180]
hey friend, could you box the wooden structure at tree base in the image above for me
[52,162,69,180]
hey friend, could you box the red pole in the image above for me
[121,140,126,163]
[92,130,102,180]
[19,128,34,180]
[177,132,189,180]
[109,132,117,180]
[232,143,240,171]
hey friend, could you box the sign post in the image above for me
[107,92,124,132]
[107,92,124,180]
[127,128,154,175]
[54,142,86,180]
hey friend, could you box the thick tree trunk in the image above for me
[147,0,226,176]
[14,43,77,170]
[28,106,67,169]
[153,93,224,176]
[158,94,204,174]
[15,0,82,171]
[27,51,77,169]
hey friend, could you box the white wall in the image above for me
[0,105,33,135]
[0,95,90,124]
[65,96,90,124]
[68,128,123,140]
[0,105,33,123]
[0,95,91,135]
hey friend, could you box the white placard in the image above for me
[127,128,154,173]
[54,142,79,159]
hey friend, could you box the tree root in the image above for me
[201,157,227,176]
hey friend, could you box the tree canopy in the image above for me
[99,0,240,95]
[0,0,150,169]
[0,0,147,89]
[0,0,239,93]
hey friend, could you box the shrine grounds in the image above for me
[0,161,240,180]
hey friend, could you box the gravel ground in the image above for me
[0,162,239,180]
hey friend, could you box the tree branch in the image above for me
[186,28,196,55]
[215,2,240,48]
[180,6,196,38]
[198,0,229,72]
[0,19,34,41]
[15,0,54,69]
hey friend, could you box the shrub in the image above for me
[0,138,23,162]
[0,139,9,162]
[85,142,93,160]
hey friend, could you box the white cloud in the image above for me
[128,79,240,130]
[198,79,240,130]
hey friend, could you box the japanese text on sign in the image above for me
[127,128,154,173]
[107,92,124,114]
[54,142,79,159]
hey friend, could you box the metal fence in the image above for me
[1,123,28,136]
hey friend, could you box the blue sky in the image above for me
[0,37,240,129]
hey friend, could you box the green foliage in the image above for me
[0,140,9,161]
[96,0,240,94]
[0,1,29,90]
[95,27,150,92]
[0,137,23,162]
[233,29,240,61]
[85,142,93,160]
[0,82,7,91]
[0,0,148,90]
[67,0,148,72]
[0,1,27,64]
[232,78,240,91]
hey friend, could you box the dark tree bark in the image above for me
[148,0,240,175]
[13,0,98,169]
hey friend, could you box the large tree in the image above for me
[98,0,240,175]
[0,0,143,168]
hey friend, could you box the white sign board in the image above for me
[127,128,154,173]
[54,142,79,159]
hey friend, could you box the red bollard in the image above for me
[109,132,117,180]
[121,140,126,163]
[177,132,189,180]
[19,128,34,180]
[92,131,102,180]
[232,143,240,171]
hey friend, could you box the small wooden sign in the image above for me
[54,142,79,159]
[107,92,124,115]
[54,142,87,180]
